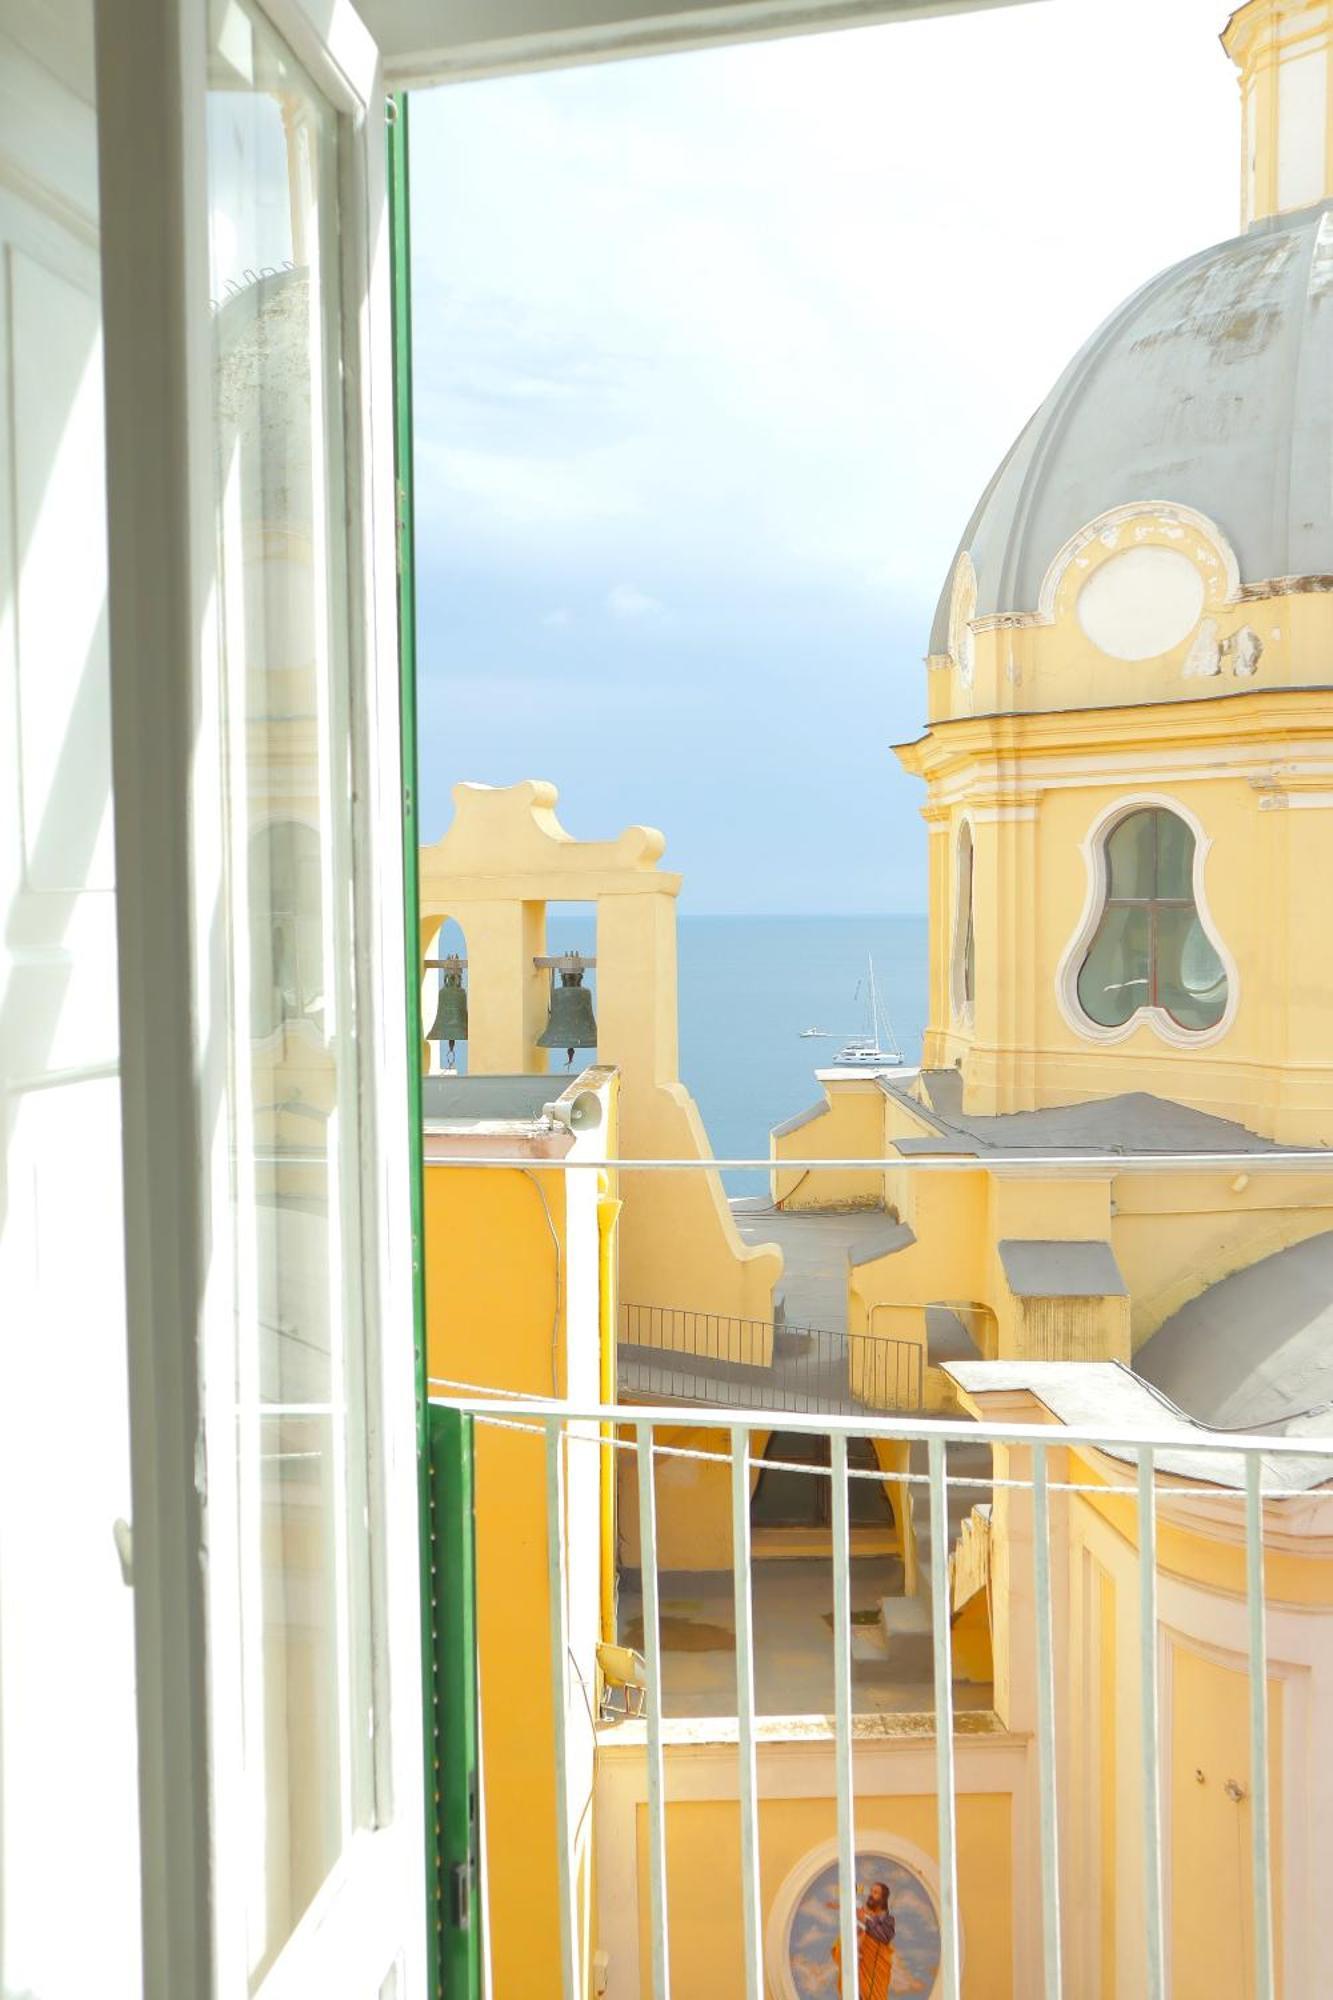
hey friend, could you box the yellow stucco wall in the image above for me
[1056,1447,1308,1998]
[780,1060,1333,1374]
[770,1080,885,1211]
[425,1130,605,2000]
[906,515,1333,1145]
[616,1423,917,1584]
[639,1794,1013,1998]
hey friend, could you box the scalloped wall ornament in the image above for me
[1037,502,1242,629]
[1055,792,1240,1050]
[948,550,978,691]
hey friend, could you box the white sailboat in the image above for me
[832,957,902,1067]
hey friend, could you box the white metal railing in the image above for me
[435,1392,1333,2000]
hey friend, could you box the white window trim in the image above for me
[378,0,1043,88]
[1054,791,1239,1050]
[98,1,424,1994]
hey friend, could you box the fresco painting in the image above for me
[785,1852,942,1998]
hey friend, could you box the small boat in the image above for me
[832,958,902,1068]
[799,1027,833,1039]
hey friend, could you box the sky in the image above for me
[409,0,1238,915]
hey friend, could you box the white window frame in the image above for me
[1055,792,1239,1051]
[97,2,424,1995]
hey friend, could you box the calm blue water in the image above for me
[436,911,929,1182]
[676,916,928,1187]
[527,911,929,1187]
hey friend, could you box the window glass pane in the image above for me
[1105,810,1156,899]
[1154,810,1195,899]
[954,825,974,1014]
[206,3,371,1983]
[963,901,975,1009]
[1156,906,1228,1029]
[1077,904,1151,1027]
[251,822,325,1038]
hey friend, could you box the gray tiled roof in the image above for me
[999,1238,1127,1299]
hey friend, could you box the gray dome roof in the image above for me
[930,201,1333,656]
[1135,1229,1333,1434]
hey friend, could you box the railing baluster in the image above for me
[928,1435,961,1999]
[636,1420,673,2000]
[544,1420,579,2000]
[632,1424,668,2000]
[1245,1452,1276,2000]
[731,1428,764,2000]
[1031,1441,1063,1999]
[1137,1447,1166,2000]
[831,1432,858,2000]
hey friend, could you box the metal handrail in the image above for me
[437,1389,1312,2000]
[617,1301,923,1414]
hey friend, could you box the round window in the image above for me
[1076,546,1205,661]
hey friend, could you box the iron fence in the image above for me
[617,1301,923,1414]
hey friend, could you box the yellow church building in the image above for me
[423,4,1333,1995]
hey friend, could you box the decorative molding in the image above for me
[949,551,977,693]
[1037,502,1241,625]
[1054,791,1240,1051]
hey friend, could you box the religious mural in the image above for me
[778,1848,943,1998]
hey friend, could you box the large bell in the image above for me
[538,956,598,1065]
[426,958,468,1060]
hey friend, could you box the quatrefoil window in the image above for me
[1076,808,1227,1032]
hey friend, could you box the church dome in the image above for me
[930,201,1333,656]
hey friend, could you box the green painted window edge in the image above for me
[388,93,480,1998]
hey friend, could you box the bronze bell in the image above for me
[538,954,598,1065]
[426,957,468,1060]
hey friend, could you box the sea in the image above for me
[537,911,930,1190]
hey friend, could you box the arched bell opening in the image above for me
[423,915,470,1074]
[538,899,599,1075]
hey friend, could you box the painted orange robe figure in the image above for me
[831,1882,896,1999]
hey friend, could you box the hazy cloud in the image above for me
[607,583,663,621]
[410,0,1235,910]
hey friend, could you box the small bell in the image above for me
[538,954,598,1066]
[426,956,468,1063]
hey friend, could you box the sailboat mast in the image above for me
[867,954,878,1041]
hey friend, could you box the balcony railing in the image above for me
[435,1389,1333,2000]
[617,1301,924,1414]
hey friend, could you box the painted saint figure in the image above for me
[831,1881,896,2000]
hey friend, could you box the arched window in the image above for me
[1076,807,1227,1032]
[951,821,975,1020]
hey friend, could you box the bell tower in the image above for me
[419,781,781,1325]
